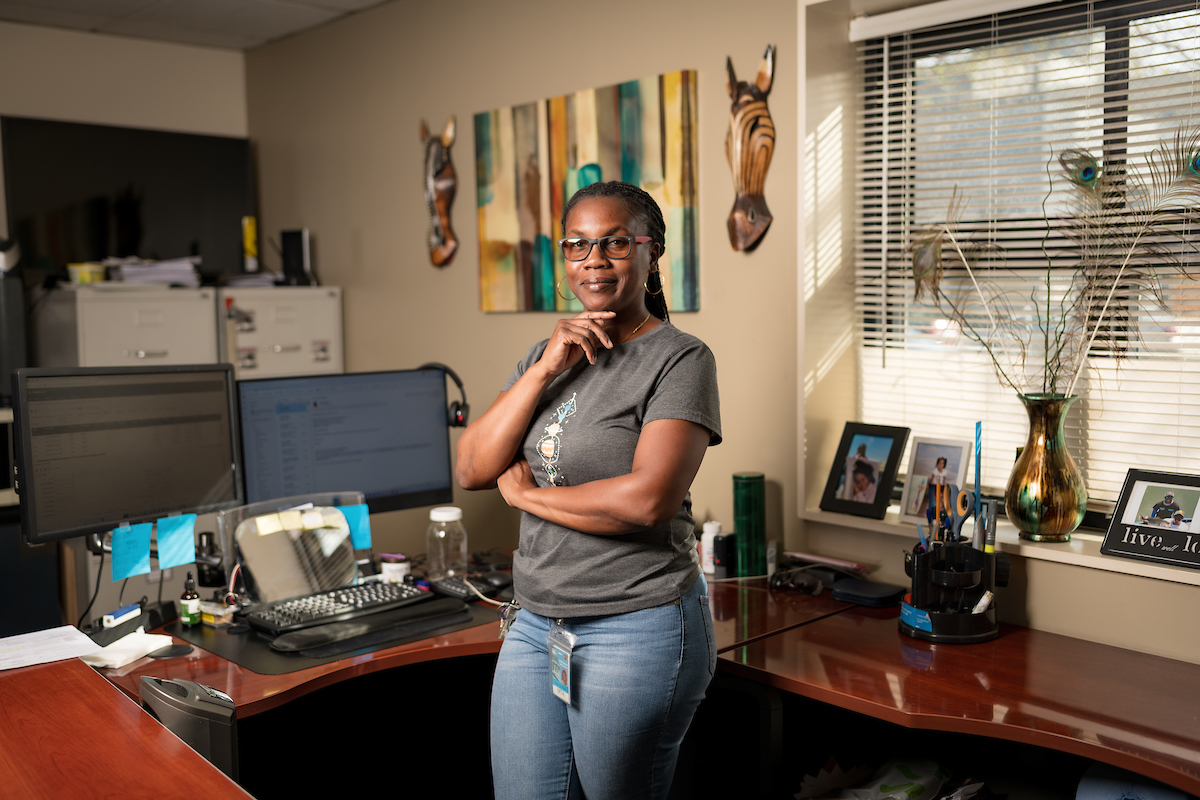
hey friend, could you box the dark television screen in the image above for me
[11,364,244,545]
[237,369,454,515]
[1,116,254,278]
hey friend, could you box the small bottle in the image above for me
[700,521,721,575]
[180,572,201,627]
[380,553,411,583]
[426,507,468,581]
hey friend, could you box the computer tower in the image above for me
[0,273,25,406]
[280,228,313,286]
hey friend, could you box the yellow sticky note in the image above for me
[278,510,303,531]
[301,511,325,530]
[255,513,283,535]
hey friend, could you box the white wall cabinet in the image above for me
[34,286,219,367]
[217,286,343,379]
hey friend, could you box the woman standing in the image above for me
[455,181,721,800]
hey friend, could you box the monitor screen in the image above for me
[2,116,254,278]
[12,364,244,545]
[237,369,453,514]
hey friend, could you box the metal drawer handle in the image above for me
[271,344,302,353]
[133,350,168,358]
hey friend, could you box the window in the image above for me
[856,0,1200,503]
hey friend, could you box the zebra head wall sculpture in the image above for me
[421,116,458,267]
[725,45,776,252]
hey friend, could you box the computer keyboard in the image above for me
[429,575,495,602]
[242,581,433,635]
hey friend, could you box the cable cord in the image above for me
[76,549,106,628]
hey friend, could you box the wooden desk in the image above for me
[719,604,1200,797]
[102,579,849,714]
[707,577,852,652]
[0,658,250,799]
[85,583,1200,798]
[102,613,505,718]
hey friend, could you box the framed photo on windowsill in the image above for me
[1101,469,1200,571]
[819,423,910,519]
[898,437,972,525]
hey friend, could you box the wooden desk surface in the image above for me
[0,658,250,799]
[102,612,506,718]
[102,580,849,717]
[707,577,853,652]
[719,604,1200,797]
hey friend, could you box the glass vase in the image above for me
[1004,393,1087,542]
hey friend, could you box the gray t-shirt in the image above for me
[501,321,721,618]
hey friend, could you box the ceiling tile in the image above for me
[99,16,262,50]
[286,0,389,10]
[2,0,156,15]
[0,1,110,29]
[0,0,393,50]
[126,0,339,40]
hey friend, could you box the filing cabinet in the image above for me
[217,286,343,379]
[33,286,219,368]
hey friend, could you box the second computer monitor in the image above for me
[237,368,453,514]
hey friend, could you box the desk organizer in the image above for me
[900,541,1009,644]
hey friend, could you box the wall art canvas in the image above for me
[474,70,698,312]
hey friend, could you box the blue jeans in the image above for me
[490,574,715,800]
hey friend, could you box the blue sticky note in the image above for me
[156,514,197,570]
[111,523,153,581]
[342,504,372,550]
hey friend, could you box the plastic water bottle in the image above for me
[426,506,468,580]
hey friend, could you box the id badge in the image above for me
[548,621,578,705]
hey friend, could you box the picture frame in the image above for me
[899,437,973,525]
[819,423,910,519]
[1100,469,1200,571]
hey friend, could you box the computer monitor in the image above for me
[236,368,453,514]
[11,364,244,546]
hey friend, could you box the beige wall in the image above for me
[245,0,802,557]
[0,21,247,237]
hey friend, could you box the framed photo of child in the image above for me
[819,422,910,519]
[899,437,972,526]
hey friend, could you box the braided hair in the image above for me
[560,181,670,322]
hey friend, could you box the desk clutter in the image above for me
[900,489,1012,644]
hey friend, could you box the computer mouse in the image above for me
[482,570,513,589]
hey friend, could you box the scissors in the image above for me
[946,484,974,542]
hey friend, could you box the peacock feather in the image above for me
[905,123,1200,396]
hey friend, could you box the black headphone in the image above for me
[420,362,469,427]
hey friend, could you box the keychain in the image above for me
[548,620,578,705]
[498,602,519,639]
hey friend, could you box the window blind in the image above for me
[855,0,1200,503]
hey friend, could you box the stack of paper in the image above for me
[106,256,201,286]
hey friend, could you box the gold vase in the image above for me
[1004,393,1087,542]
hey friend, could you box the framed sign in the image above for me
[1100,469,1200,570]
[899,437,972,525]
[819,423,910,519]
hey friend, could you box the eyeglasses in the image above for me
[557,235,654,261]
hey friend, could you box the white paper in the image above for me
[79,631,173,669]
[0,625,102,671]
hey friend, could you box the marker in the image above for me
[985,499,997,554]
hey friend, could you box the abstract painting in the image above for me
[474,70,699,312]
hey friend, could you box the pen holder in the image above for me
[900,541,1006,644]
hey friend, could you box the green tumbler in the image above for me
[733,472,765,577]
